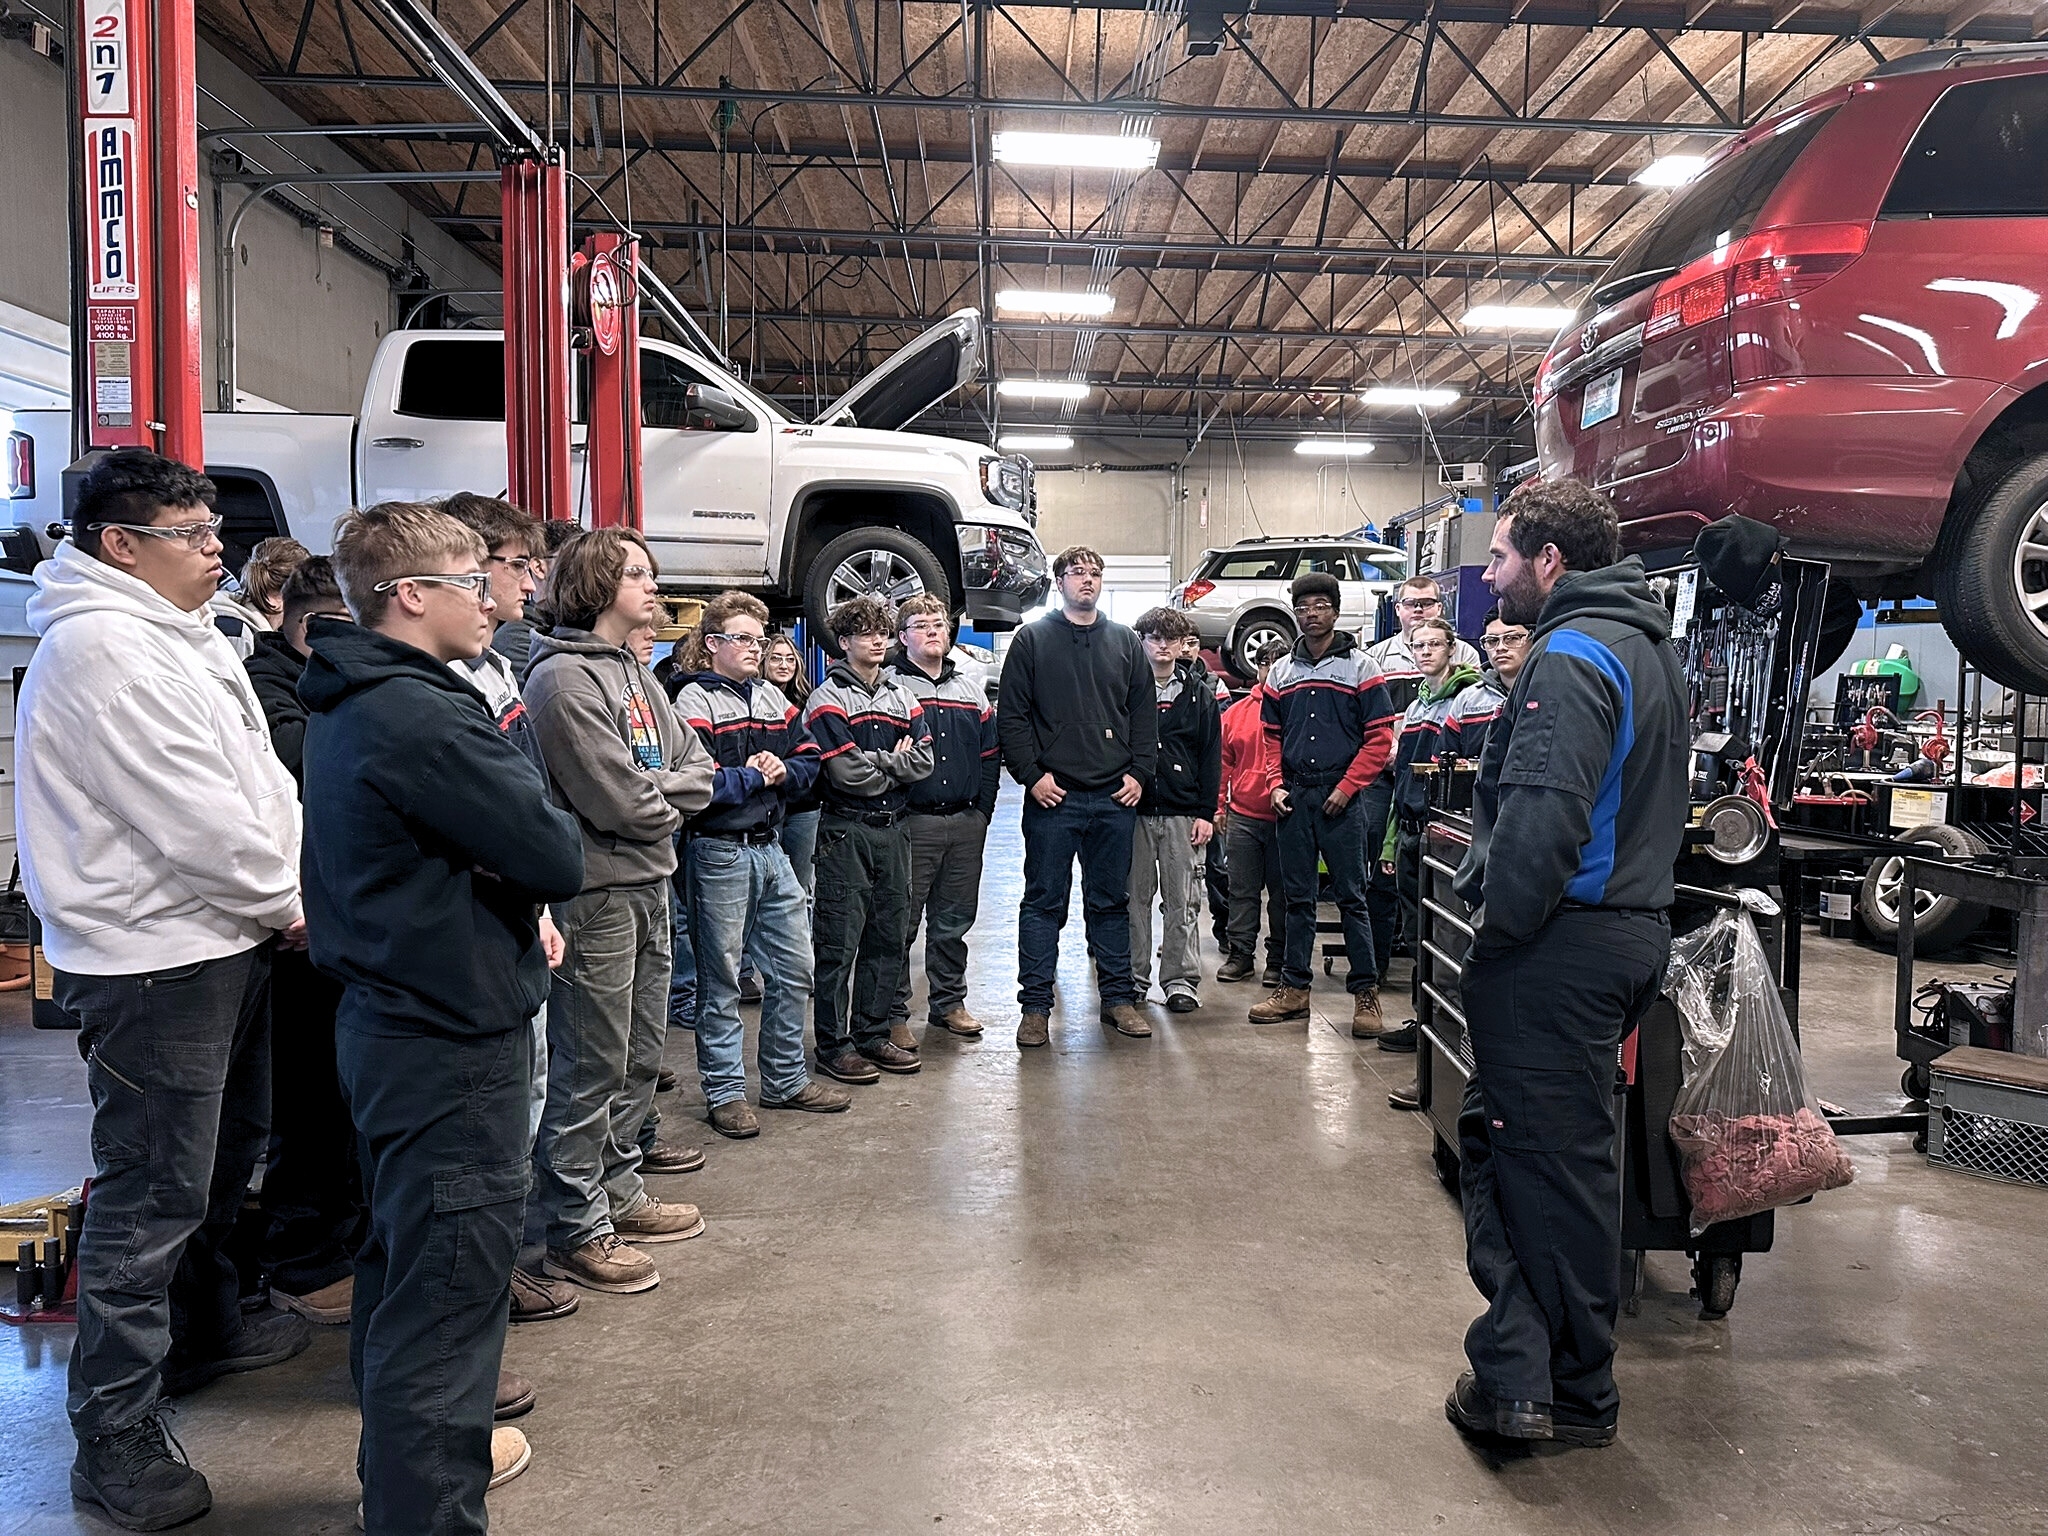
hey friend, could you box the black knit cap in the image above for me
[1693,514,1785,609]
[1291,571,1342,607]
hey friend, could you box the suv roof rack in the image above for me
[1867,42,2048,78]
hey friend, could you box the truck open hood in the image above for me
[812,309,981,432]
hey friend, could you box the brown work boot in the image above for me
[1101,1002,1152,1038]
[761,1081,853,1113]
[642,1136,706,1173]
[888,1022,920,1053]
[1351,988,1384,1038]
[612,1196,705,1244]
[1016,1011,1050,1049]
[1249,986,1311,1023]
[818,1047,882,1084]
[508,1266,579,1323]
[271,1275,352,1325]
[489,1427,531,1491]
[543,1234,659,1294]
[708,1099,760,1139]
[859,1040,923,1075]
[936,1006,983,1037]
[494,1370,535,1421]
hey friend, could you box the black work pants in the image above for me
[339,1016,531,1536]
[1277,783,1377,994]
[813,813,911,1057]
[1223,814,1284,968]
[260,946,363,1296]
[1457,908,1669,1423]
[1361,777,1400,980]
[55,945,273,1440]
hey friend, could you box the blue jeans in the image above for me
[534,882,672,1251]
[1017,787,1139,1013]
[53,945,273,1440]
[687,835,813,1107]
[668,876,696,1028]
[340,1018,530,1536]
[1277,783,1378,993]
[779,807,820,897]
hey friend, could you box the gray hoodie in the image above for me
[524,625,716,888]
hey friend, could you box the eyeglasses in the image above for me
[1292,599,1336,615]
[621,564,657,585]
[1396,596,1443,612]
[372,571,493,603]
[488,554,535,575]
[89,514,224,549]
[708,632,764,651]
[1481,631,1529,649]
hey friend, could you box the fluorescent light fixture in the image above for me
[992,130,1160,170]
[995,289,1116,317]
[1359,386,1461,409]
[996,379,1093,402]
[1461,304,1577,332]
[1294,438,1375,457]
[1634,154,1707,187]
[998,433,1075,452]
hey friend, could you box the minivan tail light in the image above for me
[1176,579,1215,608]
[1645,270,1732,342]
[1730,221,1868,309]
[1532,352,1559,407]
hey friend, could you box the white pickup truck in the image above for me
[8,308,1049,636]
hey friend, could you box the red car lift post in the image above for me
[577,231,644,531]
[69,0,205,469]
[499,153,573,524]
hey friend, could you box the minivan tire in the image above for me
[1228,612,1296,681]
[1857,822,1991,954]
[1933,450,2048,696]
[803,526,951,654]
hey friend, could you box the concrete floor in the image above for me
[5,787,2047,1536]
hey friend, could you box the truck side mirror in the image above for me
[682,383,756,432]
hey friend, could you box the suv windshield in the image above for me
[1593,107,1837,306]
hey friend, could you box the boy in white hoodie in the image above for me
[16,450,308,1533]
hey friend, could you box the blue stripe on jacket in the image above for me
[1548,629,1635,904]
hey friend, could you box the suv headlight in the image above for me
[980,455,1027,511]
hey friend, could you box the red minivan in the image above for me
[1536,44,2048,691]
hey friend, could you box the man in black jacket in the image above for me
[1129,608,1221,1017]
[301,503,585,1535]
[1445,478,1688,1453]
[998,545,1158,1048]
[244,559,365,1327]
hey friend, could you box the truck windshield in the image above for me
[1593,107,1837,307]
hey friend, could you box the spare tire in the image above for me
[1858,823,1991,953]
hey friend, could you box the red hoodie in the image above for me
[1218,686,1281,820]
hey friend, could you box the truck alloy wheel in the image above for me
[803,526,951,651]
[1933,451,2048,695]
[1856,823,1990,953]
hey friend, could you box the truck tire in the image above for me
[803,527,951,653]
[1857,823,1991,954]
[1227,611,1295,681]
[1932,450,2048,695]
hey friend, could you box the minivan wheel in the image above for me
[1229,613,1295,681]
[803,527,950,654]
[1933,451,2048,695]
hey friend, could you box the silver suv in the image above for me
[1172,537,1409,679]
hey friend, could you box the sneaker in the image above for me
[494,1370,535,1421]
[888,1022,920,1053]
[934,1006,983,1037]
[508,1266,579,1323]
[738,969,764,1003]
[859,1040,923,1075]
[1016,1012,1050,1049]
[1216,953,1255,983]
[761,1081,853,1113]
[1378,1021,1418,1053]
[70,1415,211,1531]
[1101,1002,1152,1038]
[612,1196,706,1244]
[818,1048,882,1084]
[708,1099,761,1138]
[1352,989,1384,1039]
[655,1065,679,1094]
[642,1136,707,1173]
[489,1426,532,1490]
[1388,1078,1423,1112]
[1260,965,1282,988]
[271,1275,352,1325]
[1165,990,1199,1014]
[543,1235,659,1294]
[161,1307,311,1398]
[1248,986,1310,1023]
[667,1010,696,1033]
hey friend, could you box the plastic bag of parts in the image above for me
[1665,909,1855,1236]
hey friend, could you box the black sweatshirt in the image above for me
[299,620,586,1038]
[997,610,1157,794]
[1139,663,1222,818]
[1454,559,1690,958]
[245,630,308,785]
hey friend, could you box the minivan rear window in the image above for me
[1594,108,1837,305]
[1882,74,2048,218]
[396,339,504,419]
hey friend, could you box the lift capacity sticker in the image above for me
[1890,787,1950,829]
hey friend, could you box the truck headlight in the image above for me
[980,455,1026,511]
